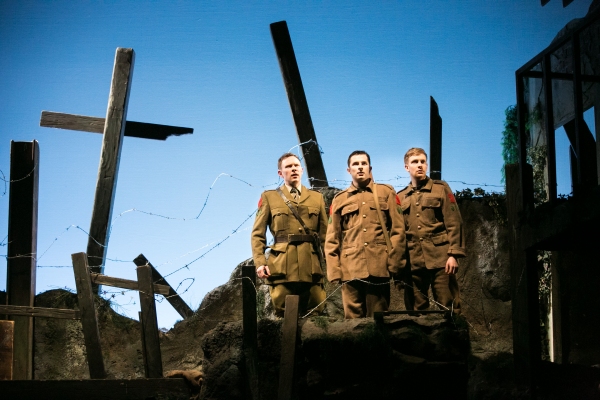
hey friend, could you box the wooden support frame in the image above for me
[89,273,170,296]
[270,20,328,188]
[0,305,79,320]
[242,265,259,400]
[0,321,14,380]
[6,140,39,380]
[133,254,194,319]
[429,96,443,180]
[86,48,135,281]
[278,295,299,400]
[72,252,106,379]
[136,263,163,378]
[542,53,557,202]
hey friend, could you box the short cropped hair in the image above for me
[278,152,301,170]
[404,148,427,164]
[347,150,371,166]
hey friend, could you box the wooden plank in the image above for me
[242,265,259,400]
[86,48,135,284]
[6,140,39,380]
[270,21,328,187]
[89,273,170,296]
[71,252,106,379]
[138,312,149,378]
[0,378,190,400]
[133,254,194,319]
[40,111,193,140]
[506,164,540,392]
[0,321,14,380]
[0,305,79,320]
[278,295,299,400]
[429,96,442,180]
[542,54,557,202]
[136,264,163,378]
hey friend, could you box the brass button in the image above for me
[299,228,302,231]
[364,242,368,246]
[362,201,366,205]
[416,213,420,217]
[362,214,366,218]
[417,226,421,229]
[419,238,423,241]
[363,228,367,232]
[416,202,420,206]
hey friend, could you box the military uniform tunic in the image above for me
[325,182,406,318]
[397,177,465,312]
[251,185,327,315]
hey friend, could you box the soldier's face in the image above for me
[405,154,428,181]
[278,156,303,187]
[347,154,372,186]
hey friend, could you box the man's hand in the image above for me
[445,256,458,274]
[257,265,271,279]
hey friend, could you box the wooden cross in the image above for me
[270,21,329,188]
[39,48,193,288]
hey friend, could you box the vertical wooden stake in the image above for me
[278,295,299,400]
[136,264,163,378]
[71,252,106,379]
[429,96,442,180]
[242,265,259,400]
[138,311,149,378]
[6,140,39,380]
[0,321,14,380]
[87,48,135,286]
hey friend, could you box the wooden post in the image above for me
[133,254,194,319]
[0,321,14,380]
[506,164,540,393]
[71,252,106,379]
[6,140,39,380]
[86,48,135,283]
[270,21,328,188]
[429,96,442,180]
[242,265,259,400]
[136,264,163,378]
[542,54,557,202]
[138,312,149,378]
[278,295,299,400]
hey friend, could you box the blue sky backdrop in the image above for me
[0,0,595,328]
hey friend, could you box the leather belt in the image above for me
[274,234,314,244]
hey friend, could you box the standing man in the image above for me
[251,152,328,317]
[397,147,465,314]
[325,150,406,319]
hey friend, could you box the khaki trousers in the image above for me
[269,282,326,317]
[404,267,460,314]
[341,277,390,319]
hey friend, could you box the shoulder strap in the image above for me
[372,183,392,254]
[276,187,310,234]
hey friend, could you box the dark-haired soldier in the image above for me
[397,147,465,314]
[325,150,406,318]
[251,153,328,317]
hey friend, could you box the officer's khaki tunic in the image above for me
[251,185,328,316]
[397,177,465,313]
[325,182,406,318]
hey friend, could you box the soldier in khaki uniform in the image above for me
[325,150,406,319]
[251,152,328,317]
[397,147,465,314]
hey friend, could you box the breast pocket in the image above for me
[340,203,359,229]
[307,206,320,228]
[368,198,388,225]
[271,207,289,233]
[421,196,443,222]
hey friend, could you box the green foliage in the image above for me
[312,315,330,331]
[501,105,519,183]
[454,188,507,226]
[527,145,548,205]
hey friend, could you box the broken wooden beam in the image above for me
[89,272,170,296]
[40,111,193,140]
[270,20,328,187]
[0,305,80,320]
[6,140,39,380]
[72,252,106,379]
[136,263,163,378]
[133,254,194,319]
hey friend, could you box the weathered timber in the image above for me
[71,252,106,379]
[86,48,134,283]
[0,305,79,320]
[7,140,39,380]
[138,312,149,378]
[242,265,259,400]
[506,164,540,392]
[40,111,193,140]
[89,272,170,296]
[270,20,328,187]
[0,321,14,380]
[133,254,193,319]
[0,378,190,400]
[429,96,442,180]
[278,295,299,400]
[136,264,163,378]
